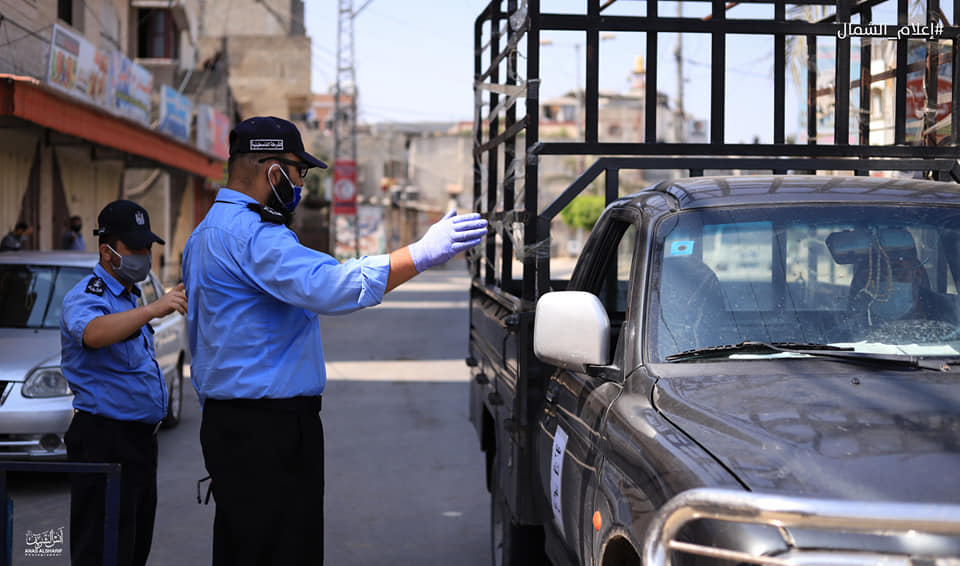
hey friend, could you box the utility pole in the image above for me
[332,0,371,258]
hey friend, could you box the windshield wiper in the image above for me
[666,341,953,371]
[666,342,851,361]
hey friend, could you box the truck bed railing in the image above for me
[643,488,960,566]
[473,0,960,305]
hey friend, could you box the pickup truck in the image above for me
[468,174,960,565]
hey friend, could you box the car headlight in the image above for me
[23,367,72,398]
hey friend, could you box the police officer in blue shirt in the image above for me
[182,116,487,566]
[60,200,188,566]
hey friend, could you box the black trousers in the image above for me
[200,397,325,566]
[65,411,159,566]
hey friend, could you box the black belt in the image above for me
[73,410,162,435]
[206,395,322,414]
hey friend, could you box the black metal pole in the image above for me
[503,0,517,285]
[836,0,852,145]
[487,3,501,287]
[711,0,726,144]
[808,33,818,155]
[527,0,543,303]
[860,6,873,147]
[645,0,658,144]
[895,0,909,144]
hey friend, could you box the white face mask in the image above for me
[869,281,915,321]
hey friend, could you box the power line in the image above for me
[357,5,466,48]
[0,14,54,45]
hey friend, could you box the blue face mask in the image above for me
[267,164,303,212]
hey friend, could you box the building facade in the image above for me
[0,0,231,284]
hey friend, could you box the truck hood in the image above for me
[651,363,960,503]
[0,328,62,382]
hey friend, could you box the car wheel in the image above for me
[161,356,183,429]
[491,451,548,566]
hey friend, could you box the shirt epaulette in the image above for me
[246,202,291,226]
[85,276,105,296]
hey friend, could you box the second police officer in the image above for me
[60,200,187,566]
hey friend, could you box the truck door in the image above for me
[538,212,641,564]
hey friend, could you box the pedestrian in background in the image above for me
[61,215,86,250]
[182,116,487,566]
[1,221,32,251]
[60,200,187,566]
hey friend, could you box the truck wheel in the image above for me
[491,452,548,566]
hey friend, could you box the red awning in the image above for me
[0,74,225,179]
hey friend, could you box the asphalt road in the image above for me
[7,264,491,566]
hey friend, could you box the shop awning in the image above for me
[0,74,225,179]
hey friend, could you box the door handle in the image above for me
[544,381,559,405]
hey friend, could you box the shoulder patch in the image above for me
[85,276,106,296]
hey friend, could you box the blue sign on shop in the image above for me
[158,85,193,142]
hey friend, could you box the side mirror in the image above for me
[534,291,611,373]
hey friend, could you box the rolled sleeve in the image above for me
[61,290,108,346]
[346,254,390,310]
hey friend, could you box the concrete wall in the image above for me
[0,0,129,79]
[197,0,301,39]
[408,135,473,210]
[194,0,309,120]
[221,35,311,118]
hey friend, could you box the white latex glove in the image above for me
[407,210,488,273]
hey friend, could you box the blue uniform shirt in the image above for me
[60,264,168,423]
[182,188,390,404]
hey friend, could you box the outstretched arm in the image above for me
[385,210,487,293]
[386,247,417,292]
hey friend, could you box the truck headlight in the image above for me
[23,367,72,398]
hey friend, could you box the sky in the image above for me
[301,1,856,144]
[305,1,488,124]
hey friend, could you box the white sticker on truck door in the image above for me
[550,426,568,533]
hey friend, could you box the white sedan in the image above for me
[0,251,187,459]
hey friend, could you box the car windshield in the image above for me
[651,204,960,361]
[0,265,90,329]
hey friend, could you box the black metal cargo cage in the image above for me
[471,0,960,302]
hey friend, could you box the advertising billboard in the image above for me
[46,24,112,110]
[197,104,230,159]
[158,84,194,143]
[112,53,152,125]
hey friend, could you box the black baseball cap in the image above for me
[228,116,328,169]
[94,200,165,249]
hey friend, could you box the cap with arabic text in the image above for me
[228,116,328,169]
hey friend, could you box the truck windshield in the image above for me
[651,204,960,362]
[0,265,90,329]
